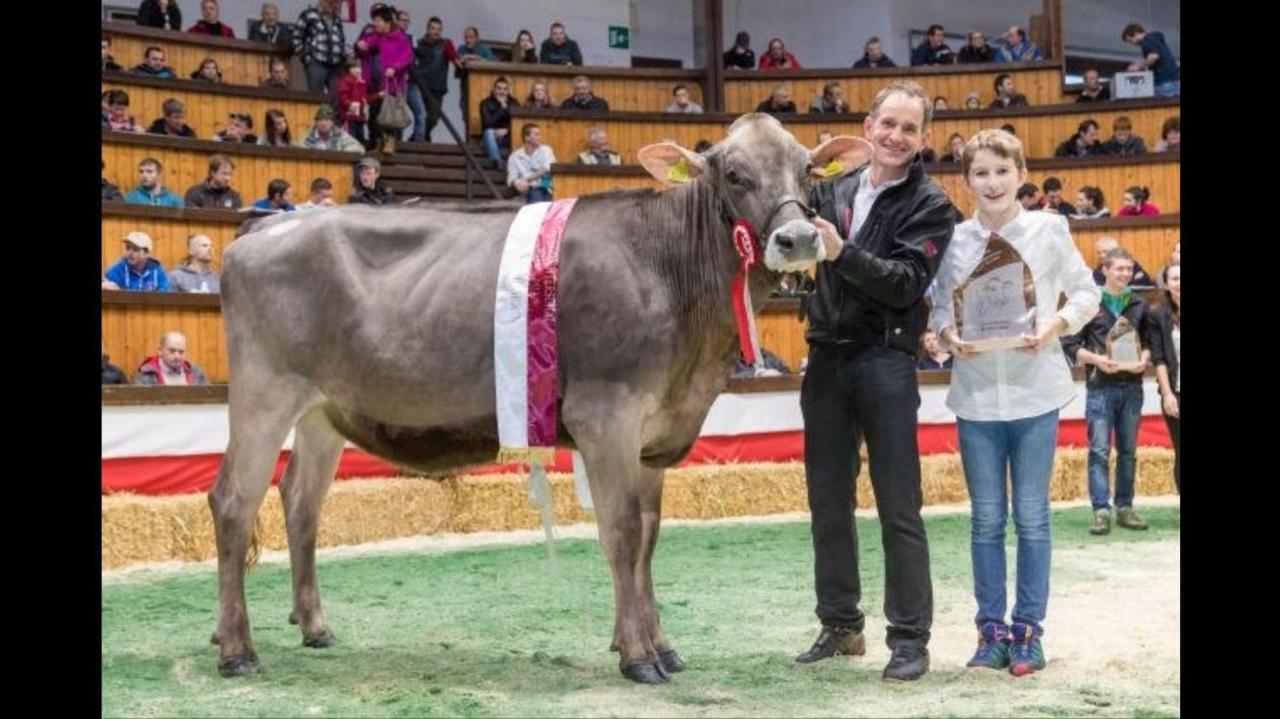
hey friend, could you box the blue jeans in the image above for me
[525,187,552,204]
[1154,80,1180,97]
[1086,383,1144,510]
[405,82,427,141]
[959,410,1058,632]
[482,129,506,164]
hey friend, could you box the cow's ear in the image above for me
[810,136,874,180]
[638,143,706,186]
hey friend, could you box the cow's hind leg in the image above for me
[209,378,315,677]
[636,465,684,674]
[280,405,345,648]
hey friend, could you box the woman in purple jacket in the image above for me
[356,5,413,153]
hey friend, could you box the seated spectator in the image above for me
[336,59,369,143]
[724,31,755,70]
[1102,116,1146,155]
[1041,177,1077,216]
[852,36,895,68]
[349,156,395,205]
[190,57,224,83]
[170,234,220,293]
[1153,116,1180,152]
[214,112,259,144]
[911,24,955,66]
[917,330,953,370]
[809,82,849,114]
[188,0,235,37]
[958,30,995,63]
[261,58,291,89]
[1054,119,1105,158]
[666,84,704,114]
[480,76,518,168]
[147,98,197,138]
[136,332,210,386]
[999,123,1017,135]
[939,133,965,163]
[525,80,553,108]
[102,34,123,72]
[996,26,1043,62]
[577,127,621,165]
[919,143,938,163]
[989,73,1028,108]
[103,90,145,133]
[507,123,555,204]
[759,38,801,70]
[964,91,981,109]
[732,347,791,378]
[540,22,583,65]
[511,29,539,64]
[184,154,243,209]
[103,232,171,292]
[137,0,182,31]
[251,178,297,213]
[1155,241,1180,289]
[133,46,176,79]
[258,109,295,147]
[124,157,184,208]
[304,105,365,153]
[1072,186,1111,219]
[1091,237,1155,287]
[102,160,123,201]
[560,76,609,112]
[297,177,336,209]
[693,139,713,153]
[1017,182,1042,210]
[1121,23,1180,97]
[1117,185,1160,216]
[932,96,948,111]
[459,26,496,66]
[248,3,293,50]
[756,86,797,114]
[103,346,129,384]
[1077,69,1111,102]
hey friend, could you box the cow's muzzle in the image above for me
[764,219,824,272]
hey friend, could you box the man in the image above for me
[755,86,797,114]
[853,36,895,68]
[1017,182,1042,210]
[809,82,850,114]
[723,31,755,70]
[124,157,184,208]
[411,16,463,142]
[102,232,171,292]
[1054,119,1104,158]
[349,157,395,205]
[184,155,243,210]
[1121,23,1179,97]
[248,3,292,50]
[507,123,555,204]
[458,26,496,65]
[989,73,1028,108]
[170,234,221,294]
[958,31,995,63]
[214,112,258,144]
[303,105,365,153]
[561,75,610,112]
[798,80,957,681]
[1062,247,1151,535]
[136,332,210,386]
[666,84,703,114]
[540,22,583,65]
[1101,116,1147,156]
[293,0,347,99]
[147,98,197,138]
[1076,69,1111,102]
[133,46,176,79]
[187,0,235,37]
[1090,237,1155,288]
[251,179,297,213]
[1040,177,1077,216]
[996,26,1043,62]
[911,25,954,66]
[576,127,621,165]
[261,58,291,89]
[297,177,336,209]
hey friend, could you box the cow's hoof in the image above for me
[218,653,262,678]
[210,632,220,646]
[621,661,667,685]
[303,630,338,648]
[658,649,686,674]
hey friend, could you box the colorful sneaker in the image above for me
[966,622,1011,669]
[1008,622,1046,677]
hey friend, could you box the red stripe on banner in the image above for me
[527,198,576,447]
[102,418,1172,496]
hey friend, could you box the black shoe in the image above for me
[794,627,866,664]
[882,643,929,681]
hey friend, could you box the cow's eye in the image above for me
[726,170,742,185]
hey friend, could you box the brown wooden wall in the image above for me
[102,294,229,382]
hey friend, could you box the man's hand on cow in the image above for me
[811,215,843,261]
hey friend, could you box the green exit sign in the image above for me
[608,26,630,49]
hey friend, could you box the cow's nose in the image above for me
[774,233,795,251]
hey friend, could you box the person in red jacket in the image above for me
[187,0,236,38]
[135,332,211,386]
[758,37,802,70]
[336,58,370,145]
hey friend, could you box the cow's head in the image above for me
[637,114,872,273]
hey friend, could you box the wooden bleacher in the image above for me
[103,21,292,88]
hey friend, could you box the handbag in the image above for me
[377,90,413,131]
